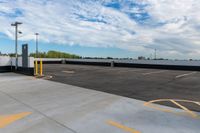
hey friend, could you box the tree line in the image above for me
[30,51,81,58]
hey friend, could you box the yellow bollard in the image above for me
[35,60,38,76]
[40,59,43,76]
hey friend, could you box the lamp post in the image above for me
[11,22,22,70]
[143,46,157,60]
[35,33,39,58]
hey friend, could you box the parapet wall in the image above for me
[0,56,12,72]
[39,58,200,71]
[0,56,34,75]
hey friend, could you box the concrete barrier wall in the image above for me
[65,59,200,67]
[35,58,63,64]
[39,58,200,66]
[11,57,34,68]
[39,58,200,71]
[118,60,200,66]
[0,56,11,66]
[0,56,34,68]
[0,56,34,75]
[0,56,12,72]
[11,57,34,75]
[35,58,63,61]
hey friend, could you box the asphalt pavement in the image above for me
[43,64,200,112]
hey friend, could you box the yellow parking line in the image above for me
[144,99,200,119]
[144,101,174,114]
[107,120,141,133]
[0,112,32,128]
[170,100,198,118]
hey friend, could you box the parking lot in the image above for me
[0,72,199,133]
[44,64,200,112]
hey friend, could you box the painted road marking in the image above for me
[144,99,200,119]
[128,69,147,72]
[170,100,198,118]
[175,72,197,78]
[142,70,167,75]
[196,102,200,106]
[116,69,146,74]
[0,112,32,128]
[43,75,53,80]
[107,120,141,133]
[62,70,75,74]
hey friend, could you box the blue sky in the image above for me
[1,0,200,59]
[0,37,140,58]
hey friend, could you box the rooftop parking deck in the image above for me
[0,72,199,133]
[44,64,200,112]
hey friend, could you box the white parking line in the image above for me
[142,70,168,75]
[175,72,197,79]
[62,70,75,74]
[127,69,147,72]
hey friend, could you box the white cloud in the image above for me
[0,0,200,59]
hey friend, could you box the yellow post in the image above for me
[35,60,38,76]
[40,59,43,76]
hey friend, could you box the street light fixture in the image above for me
[11,22,23,70]
[18,31,23,34]
[35,33,39,58]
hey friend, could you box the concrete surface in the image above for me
[43,64,200,112]
[0,73,199,133]
[0,56,34,68]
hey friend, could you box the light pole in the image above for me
[11,22,22,70]
[154,49,157,60]
[35,33,39,58]
[144,46,157,60]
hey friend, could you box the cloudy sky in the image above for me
[0,0,200,59]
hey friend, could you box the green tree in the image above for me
[30,51,81,59]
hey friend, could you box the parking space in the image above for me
[43,64,200,112]
[0,73,199,133]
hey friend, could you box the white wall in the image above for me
[35,58,63,61]
[0,56,11,66]
[36,58,200,66]
[28,57,34,68]
[66,59,200,66]
[11,57,34,68]
[118,60,200,66]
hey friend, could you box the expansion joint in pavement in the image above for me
[0,90,77,133]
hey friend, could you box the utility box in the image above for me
[22,44,28,68]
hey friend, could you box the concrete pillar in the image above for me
[62,59,66,64]
[111,61,115,67]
